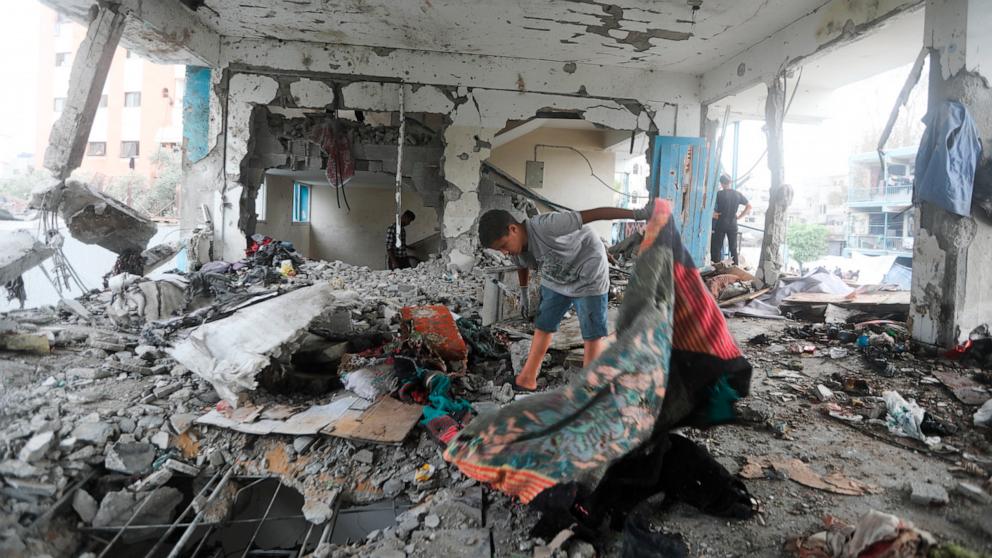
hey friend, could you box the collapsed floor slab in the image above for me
[0,230,55,285]
[167,283,349,404]
[58,179,157,255]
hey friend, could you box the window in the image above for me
[124,92,141,107]
[120,141,140,158]
[55,13,68,35]
[255,179,267,222]
[55,52,70,67]
[86,142,106,156]
[160,142,178,152]
[99,94,108,108]
[53,97,66,112]
[292,182,310,223]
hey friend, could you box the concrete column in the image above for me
[910,0,992,347]
[43,5,126,180]
[755,74,793,288]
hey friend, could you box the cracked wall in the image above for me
[186,68,674,270]
[911,0,992,346]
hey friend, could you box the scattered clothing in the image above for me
[444,200,752,513]
[914,100,981,217]
[786,509,935,558]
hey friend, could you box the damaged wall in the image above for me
[489,127,617,238]
[257,174,439,269]
[910,0,992,346]
[182,66,678,271]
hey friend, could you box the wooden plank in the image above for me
[718,287,770,308]
[324,397,423,445]
[783,292,910,307]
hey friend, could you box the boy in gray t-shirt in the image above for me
[478,205,649,391]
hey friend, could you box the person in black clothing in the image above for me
[386,210,416,270]
[710,175,751,265]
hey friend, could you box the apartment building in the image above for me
[34,9,184,183]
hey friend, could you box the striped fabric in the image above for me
[444,199,751,505]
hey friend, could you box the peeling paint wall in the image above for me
[910,0,992,346]
[203,67,677,269]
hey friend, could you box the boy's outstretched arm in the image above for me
[578,206,646,224]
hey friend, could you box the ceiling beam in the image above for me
[39,0,221,67]
[701,0,923,104]
[220,37,699,107]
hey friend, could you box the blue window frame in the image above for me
[292,182,311,223]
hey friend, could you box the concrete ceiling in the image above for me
[187,0,826,71]
[711,7,923,122]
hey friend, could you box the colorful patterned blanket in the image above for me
[444,199,752,504]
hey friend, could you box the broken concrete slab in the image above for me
[909,481,949,506]
[18,431,55,463]
[57,179,157,254]
[408,528,491,558]
[70,421,114,446]
[0,460,41,479]
[0,230,55,286]
[92,487,182,540]
[0,332,52,354]
[72,489,98,523]
[168,283,344,404]
[104,442,156,475]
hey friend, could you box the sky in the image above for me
[722,61,929,198]
[0,0,42,165]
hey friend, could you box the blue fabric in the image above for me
[914,100,982,217]
[534,285,609,340]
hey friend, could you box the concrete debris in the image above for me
[104,442,156,475]
[57,178,156,255]
[909,481,949,506]
[72,489,98,523]
[0,230,55,286]
[0,460,41,478]
[17,431,55,463]
[70,421,114,446]
[168,282,343,404]
[92,487,182,537]
[130,468,173,492]
[3,211,992,558]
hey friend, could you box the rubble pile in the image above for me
[1,232,990,556]
[0,241,565,557]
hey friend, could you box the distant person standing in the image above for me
[710,175,751,265]
[386,210,416,270]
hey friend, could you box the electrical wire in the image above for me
[533,144,642,199]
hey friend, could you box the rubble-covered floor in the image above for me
[1,256,991,557]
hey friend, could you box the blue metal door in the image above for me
[649,135,719,265]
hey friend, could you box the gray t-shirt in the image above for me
[514,211,609,297]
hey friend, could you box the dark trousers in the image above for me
[711,225,739,265]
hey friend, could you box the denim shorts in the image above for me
[534,285,609,340]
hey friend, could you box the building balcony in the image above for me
[847,183,912,207]
[846,234,914,256]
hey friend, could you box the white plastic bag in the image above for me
[882,390,940,446]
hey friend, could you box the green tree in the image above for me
[0,168,52,201]
[101,148,180,217]
[787,223,829,272]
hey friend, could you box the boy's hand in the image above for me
[518,287,531,320]
[632,200,653,221]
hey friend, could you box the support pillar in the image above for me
[911,0,992,347]
[43,5,126,180]
[755,74,793,287]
